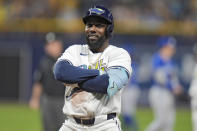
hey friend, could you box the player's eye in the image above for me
[95,24,106,28]
[86,24,93,28]
[86,23,106,28]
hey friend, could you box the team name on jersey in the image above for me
[79,59,106,71]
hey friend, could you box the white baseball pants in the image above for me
[146,86,175,131]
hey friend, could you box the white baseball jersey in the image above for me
[57,44,132,117]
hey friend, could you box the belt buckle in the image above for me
[82,117,94,126]
[73,116,95,126]
[89,118,94,126]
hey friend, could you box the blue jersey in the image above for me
[151,52,178,91]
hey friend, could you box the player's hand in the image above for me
[173,85,183,96]
[99,69,106,75]
[29,98,39,110]
[63,83,70,86]
[63,83,78,87]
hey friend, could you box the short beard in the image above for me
[86,35,106,52]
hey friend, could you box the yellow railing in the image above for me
[0,18,84,33]
[1,18,197,35]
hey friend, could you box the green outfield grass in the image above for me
[0,103,42,131]
[0,103,192,131]
[120,107,192,131]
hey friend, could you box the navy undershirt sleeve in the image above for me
[78,74,109,93]
[53,60,99,84]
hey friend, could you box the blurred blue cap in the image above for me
[157,36,176,48]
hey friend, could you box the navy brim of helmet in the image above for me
[82,15,112,25]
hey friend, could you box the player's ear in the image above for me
[105,24,113,39]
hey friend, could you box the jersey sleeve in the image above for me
[107,48,132,77]
[57,45,78,65]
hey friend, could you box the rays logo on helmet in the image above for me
[89,8,105,15]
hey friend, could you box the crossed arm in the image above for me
[53,60,129,97]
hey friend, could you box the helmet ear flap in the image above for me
[106,23,114,38]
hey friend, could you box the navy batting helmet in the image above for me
[82,5,114,38]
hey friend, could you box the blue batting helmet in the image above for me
[82,5,114,38]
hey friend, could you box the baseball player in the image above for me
[145,36,182,131]
[53,5,132,131]
[189,44,197,131]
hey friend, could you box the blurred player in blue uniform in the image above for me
[122,44,140,131]
[146,36,182,131]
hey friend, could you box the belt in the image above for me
[73,113,116,126]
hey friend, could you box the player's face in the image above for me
[45,41,63,58]
[85,17,107,52]
[162,44,176,58]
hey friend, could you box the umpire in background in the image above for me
[29,32,66,131]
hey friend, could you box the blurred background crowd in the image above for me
[0,0,197,33]
[1,0,197,20]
